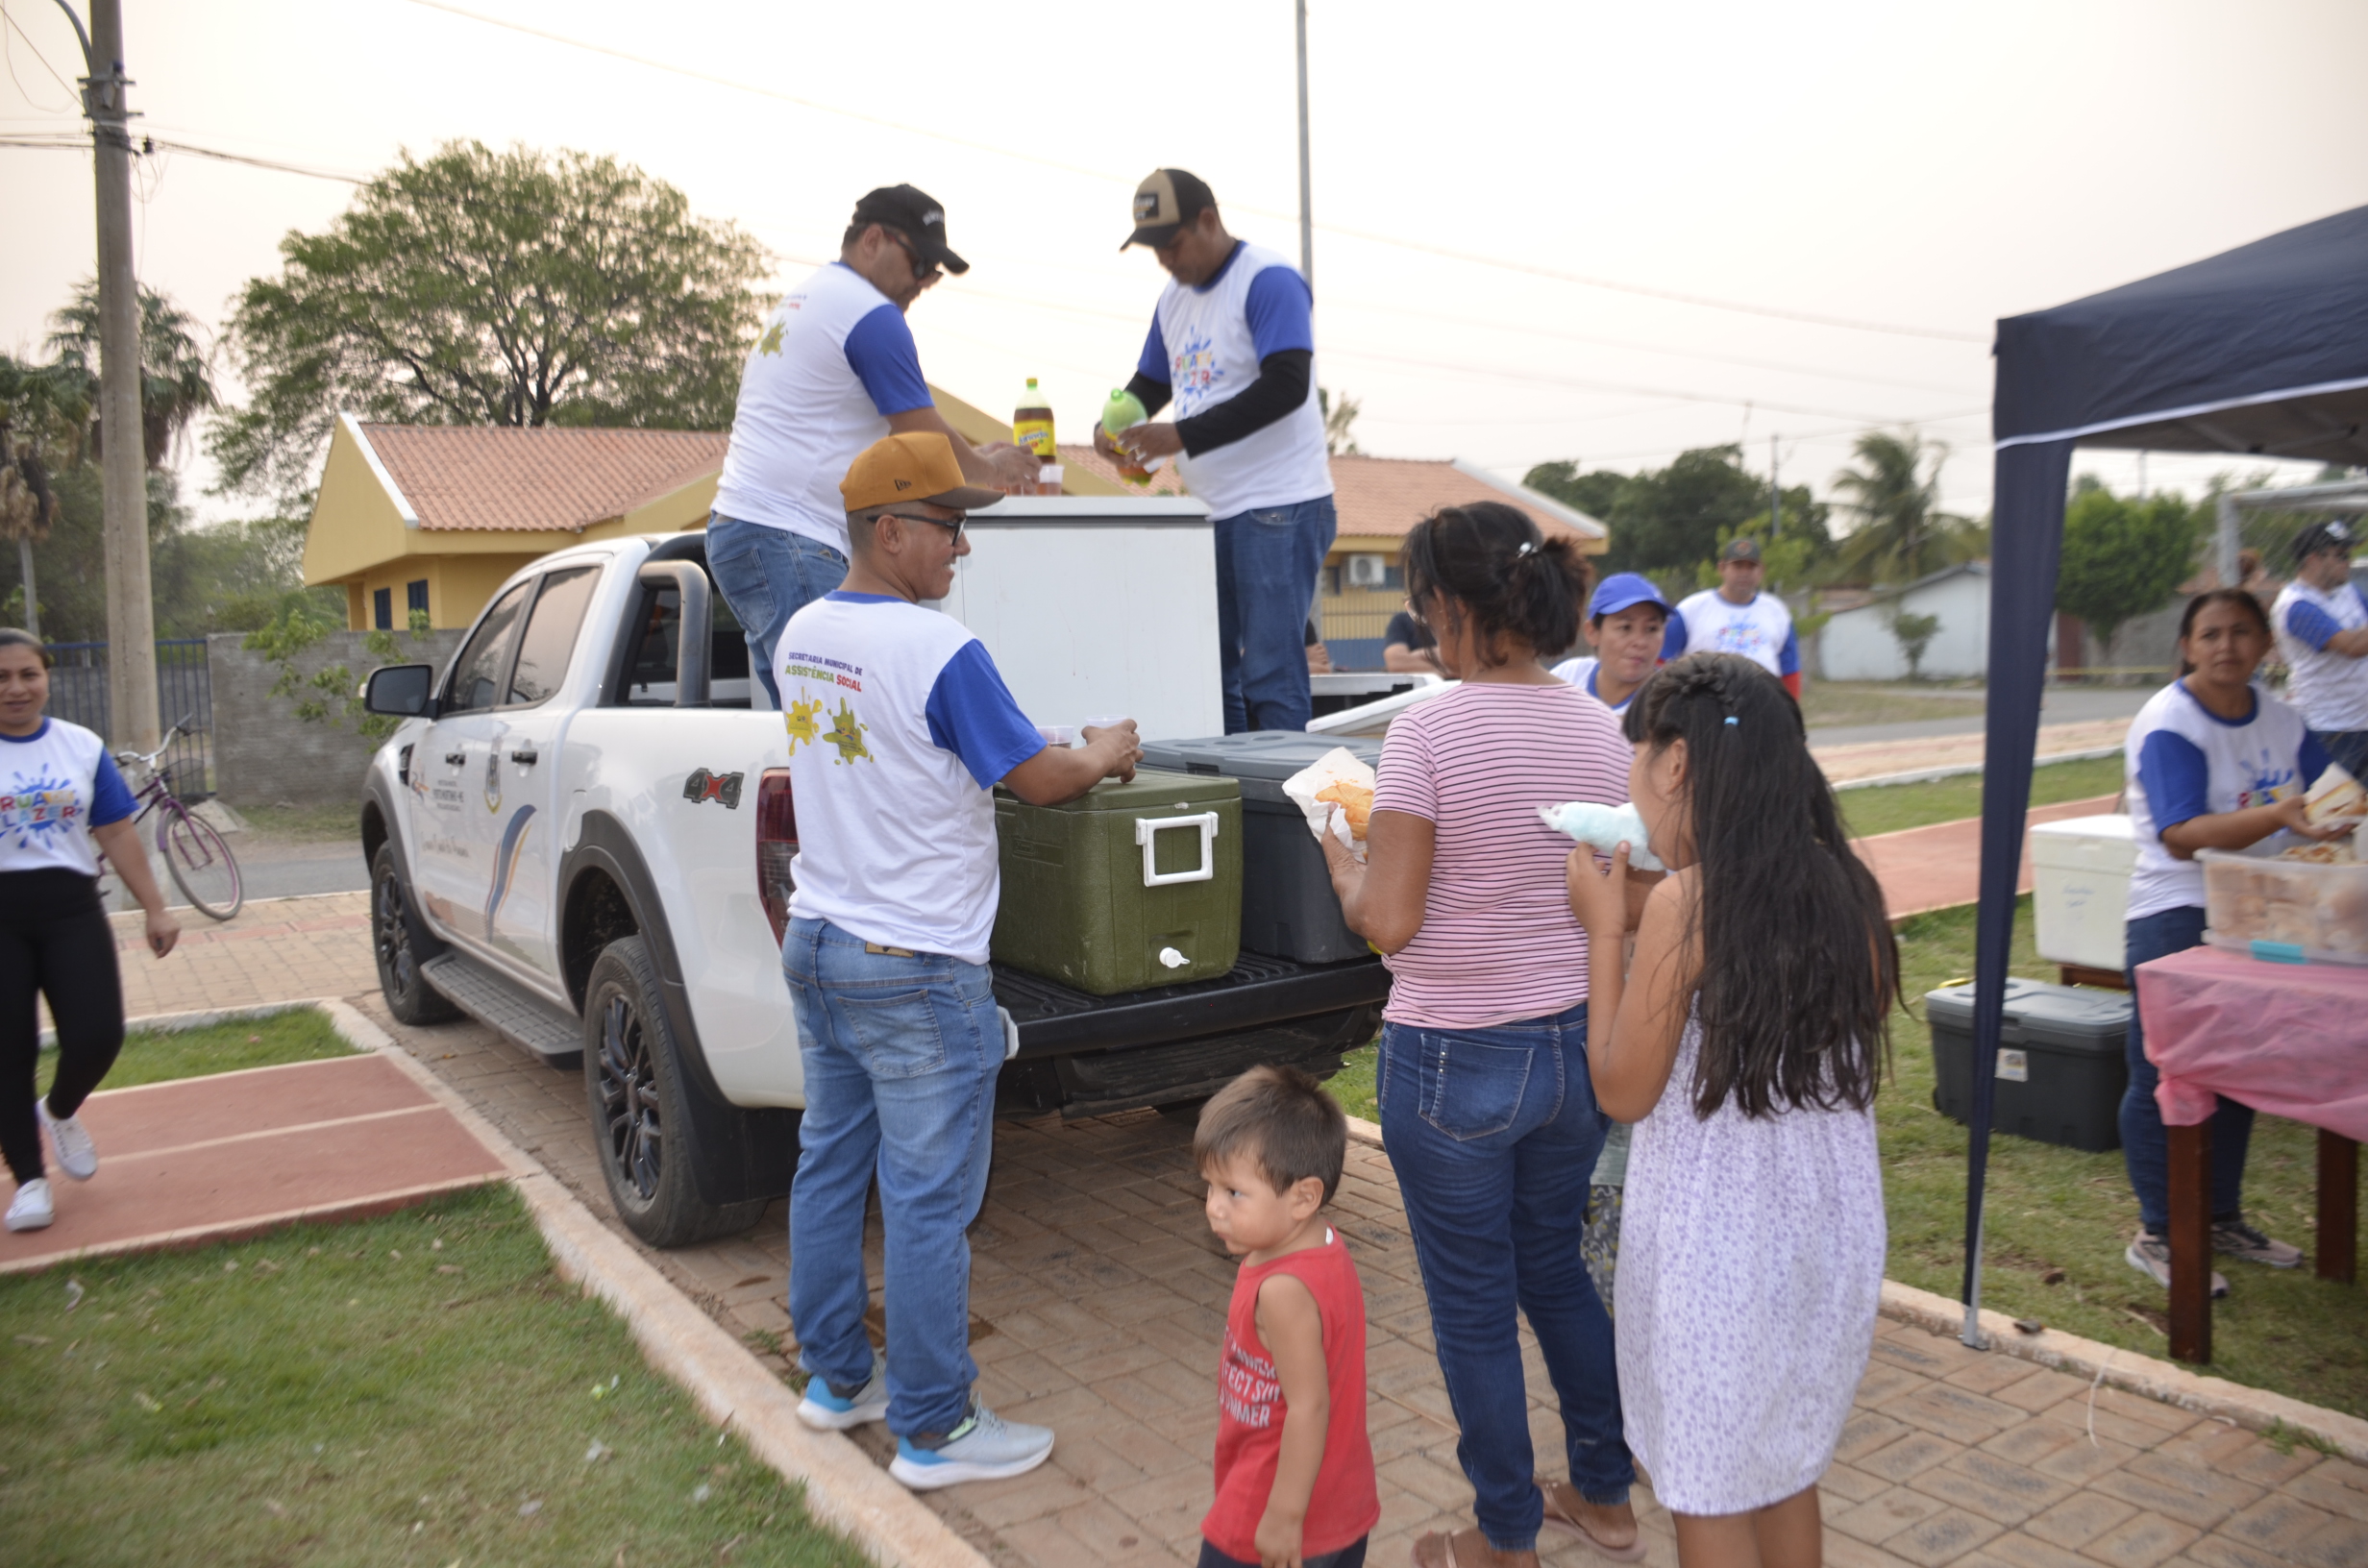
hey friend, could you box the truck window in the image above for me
[443,581,532,714]
[506,566,601,706]
[618,574,752,708]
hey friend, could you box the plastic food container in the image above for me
[1925,978,2131,1152]
[2199,845,2368,966]
[2030,814,2136,972]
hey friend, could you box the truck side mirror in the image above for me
[363,663,438,718]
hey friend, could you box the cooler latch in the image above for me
[1135,812,1220,887]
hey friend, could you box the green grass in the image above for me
[233,802,362,845]
[1799,680,1987,731]
[0,1185,862,1567]
[1324,896,2368,1416]
[38,1009,358,1098]
[1837,753,2125,839]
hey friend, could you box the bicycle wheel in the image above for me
[161,806,244,920]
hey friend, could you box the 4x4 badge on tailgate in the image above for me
[683,769,745,809]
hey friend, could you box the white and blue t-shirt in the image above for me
[714,262,934,555]
[1548,655,1639,714]
[1,717,136,878]
[776,593,1045,965]
[1138,241,1332,521]
[1663,588,1798,680]
[2272,578,2368,733]
[2123,678,2330,921]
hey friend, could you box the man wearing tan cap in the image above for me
[776,431,1142,1489]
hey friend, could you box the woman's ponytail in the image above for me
[1398,502,1585,664]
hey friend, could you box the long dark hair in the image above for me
[1622,653,1897,1118]
[1398,502,1588,664]
[2174,588,2269,677]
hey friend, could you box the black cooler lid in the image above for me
[1923,977,2131,1053]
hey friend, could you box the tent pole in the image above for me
[2216,493,2241,590]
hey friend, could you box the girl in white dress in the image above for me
[1566,652,1895,1568]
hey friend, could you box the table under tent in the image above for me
[1961,204,2368,1347]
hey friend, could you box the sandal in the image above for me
[1537,1479,1646,1563]
[1409,1528,1536,1568]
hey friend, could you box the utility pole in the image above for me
[1295,0,1314,294]
[59,0,159,753]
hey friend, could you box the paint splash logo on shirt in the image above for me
[1171,329,1224,420]
[782,697,826,753]
[823,698,872,766]
[0,768,81,850]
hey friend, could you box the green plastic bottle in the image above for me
[1101,387,1151,485]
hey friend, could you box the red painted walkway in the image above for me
[0,1051,509,1275]
[1858,795,2121,920]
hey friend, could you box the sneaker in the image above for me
[37,1100,97,1181]
[888,1402,1053,1490]
[2126,1231,2228,1298]
[5,1179,53,1233]
[796,1354,889,1431]
[2212,1216,2303,1269]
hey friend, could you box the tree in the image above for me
[210,140,775,503]
[2054,478,2199,662]
[1890,611,1941,680]
[46,281,219,468]
[1831,430,1978,583]
[1528,446,1791,578]
[1318,386,1363,455]
[1523,459,1628,526]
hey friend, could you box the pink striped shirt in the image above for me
[1372,682,1633,1027]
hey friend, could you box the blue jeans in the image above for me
[782,918,1002,1439]
[2312,728,2368,779]
[706,515,849,706]
[2121,904,2254,1236]
[1378,1003,1632,1552]
[1214,496,1336,733]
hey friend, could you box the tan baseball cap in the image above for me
[839,431,1004,514]
[1122,168,1217,250]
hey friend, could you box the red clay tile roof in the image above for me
[1328,455,1605,544]
[358,424,730,533]
[1055,442,1192,496]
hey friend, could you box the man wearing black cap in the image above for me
[1096,169,1336,733]
[1663,536,1802,698]
[711,185,1038,704]
[2271,519,2368,774]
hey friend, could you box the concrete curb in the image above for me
[1342,1114,2368,1464]
[317,1000,991,1568]
[1830,745,2124,793]
[41,996,317,1051]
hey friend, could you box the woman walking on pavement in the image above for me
[0,628,180,1233]
[1322,503,1642,1568]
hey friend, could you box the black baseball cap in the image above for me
[851,184,968,276]
[1122,168,1217,250]
[2293,518,2357,566]
[1720,536,1764,564]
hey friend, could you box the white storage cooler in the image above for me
[2031,814,2136,972]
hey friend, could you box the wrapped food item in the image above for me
[2306,761,2367,827]
[1539,800,1665,871]
[1282,747,1378,864]
[1315,779,1374,841]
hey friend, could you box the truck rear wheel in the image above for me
[372,844,459,1025]
[583,936,764,1247]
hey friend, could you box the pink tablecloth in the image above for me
[2134,945,2368,1141]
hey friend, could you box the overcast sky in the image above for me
[4,0,2363,527]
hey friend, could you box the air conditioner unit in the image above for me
[1345,553,1389,588]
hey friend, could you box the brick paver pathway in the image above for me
[106,890,376,1020]
[1816,718,2132,786]
[120,903,2368,1568]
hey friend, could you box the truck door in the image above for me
[482,564,602,977]
[411,579,531,947]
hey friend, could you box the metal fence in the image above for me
[42,640,214,796]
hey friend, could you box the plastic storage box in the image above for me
[1924,978,2131,1153]
[2200,846,2368,966]
[1138,733,1384,965]
[2030,814,2136,972]
[991,769,1243,995]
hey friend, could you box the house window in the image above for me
[373,587,393,629]
[407,579,429,622]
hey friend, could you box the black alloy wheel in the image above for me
[371,843,458,1024]
[597,990,663,1203]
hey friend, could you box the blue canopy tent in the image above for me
[1964,206,2368,1346]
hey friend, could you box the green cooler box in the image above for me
[1925,978,2130,1153]
[992,769,1243,995]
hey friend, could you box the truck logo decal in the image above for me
[483,749,503,814]
[482,804,536,939]
[682,769,745,809]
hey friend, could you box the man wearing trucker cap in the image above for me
[2271,519,2368,777]
[1663,536,1802,698]
[1097,168,1336,734]
[711,185,1038,705]
[776,431,1142,1489]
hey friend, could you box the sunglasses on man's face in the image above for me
[885,230,942,283]
[886,510,965,545]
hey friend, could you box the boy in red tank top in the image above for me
[1195,1066,1379,1568]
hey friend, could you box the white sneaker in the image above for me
[796,1354,890,1430]
[889,1402,1054,1490]
[37,1101,97,1181]
[6,1179,54,1232]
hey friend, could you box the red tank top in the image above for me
[1201,1228,1380,1560]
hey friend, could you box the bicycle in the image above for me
[100,716,245,921]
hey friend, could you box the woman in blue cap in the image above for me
[1553,574,1673,716]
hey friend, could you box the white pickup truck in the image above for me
[358,522,1390,1248]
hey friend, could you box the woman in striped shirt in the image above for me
[1321,502,1643,1568]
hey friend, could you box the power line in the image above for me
[0,3,78,111]
[0,130,366,181]
[398,0,1986,344]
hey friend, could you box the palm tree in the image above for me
[1831,430,1974,583]
[46,282,219,469]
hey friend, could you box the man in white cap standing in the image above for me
[1663,536,1801,698]
[2271,518,2368,776]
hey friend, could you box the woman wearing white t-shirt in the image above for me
[0,629,180,1233]
[2118,591,2342,1292]
[1551,573,1672,716]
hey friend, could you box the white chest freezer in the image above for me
[2031,814,2136,972]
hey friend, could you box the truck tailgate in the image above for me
[993,952,1390,1058]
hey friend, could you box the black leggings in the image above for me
[1,870,126,1184]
